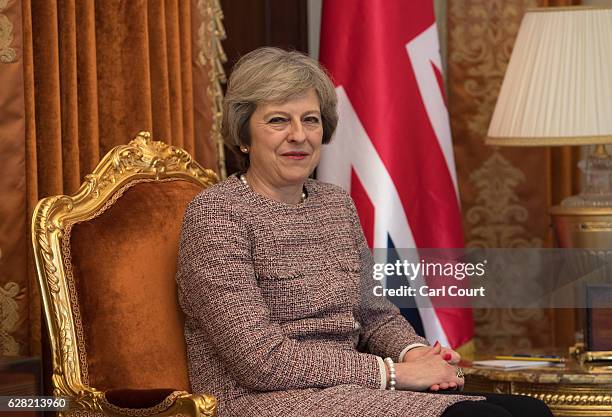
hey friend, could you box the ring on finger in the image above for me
[456,367,464,379]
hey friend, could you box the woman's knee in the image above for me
[441,394,553,417]
[441,400,513,417]
[505,395,553,416]
[478,393,553,417]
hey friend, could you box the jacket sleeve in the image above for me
[345,195,429,361]
[176,193,383,392]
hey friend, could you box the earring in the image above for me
[240,145,249,154]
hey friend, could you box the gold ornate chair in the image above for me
[32,132,218,417]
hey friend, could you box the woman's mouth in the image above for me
[281,152,309,160]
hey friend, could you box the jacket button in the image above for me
[354,320,361,331]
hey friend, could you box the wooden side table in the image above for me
[463,361,612,417]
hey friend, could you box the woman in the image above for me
[176,47,552,417]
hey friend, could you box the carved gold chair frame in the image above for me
[31,132,218,417]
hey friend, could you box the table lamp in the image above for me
[486,6,612,359]
[486,6,612,249]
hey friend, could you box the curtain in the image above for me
[0,0,225,357]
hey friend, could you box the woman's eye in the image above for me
[303,116,320,124]
[268,117,288,124]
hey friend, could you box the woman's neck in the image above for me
[243,170,304,204]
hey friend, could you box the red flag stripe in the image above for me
[318,0,473,348]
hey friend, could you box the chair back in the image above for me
[32,132,217,396]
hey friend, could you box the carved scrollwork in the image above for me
[56,391,218,417]
[31,132,218,417]
[34,197,68,294]
[72,391,105,414]
[192,393,217,417]
[518,390,612,406]
[83,132,217,199]
[511,382,612,414]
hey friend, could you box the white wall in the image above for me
[307,0,323,60]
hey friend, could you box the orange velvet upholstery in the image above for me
[69,180,203,391]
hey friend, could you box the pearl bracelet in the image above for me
[383,357,396,390]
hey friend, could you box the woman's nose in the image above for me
[288,121,307,142]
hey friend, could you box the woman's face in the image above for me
[247,88,323,187]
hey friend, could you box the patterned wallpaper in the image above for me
[448,0,562,354]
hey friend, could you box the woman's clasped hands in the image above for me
[387,342,464,392]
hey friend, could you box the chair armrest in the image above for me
[104,388,178,408]
[71,388,217,417]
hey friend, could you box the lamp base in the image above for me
[550,205,612,248]
[562,145,612,208]
[551,205,612,359]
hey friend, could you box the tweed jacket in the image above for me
[176,175,479,417]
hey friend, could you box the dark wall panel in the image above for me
[220,0,308,174]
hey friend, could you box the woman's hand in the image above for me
[389,350,464,391]
[395,342,464,391]
[403,342,461,365]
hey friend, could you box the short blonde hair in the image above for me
[222,47,338,168]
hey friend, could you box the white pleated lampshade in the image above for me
[486,7,612,146]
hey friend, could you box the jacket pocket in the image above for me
[256,265,313,322]
[335,255,362,274]
[306,254,362,311]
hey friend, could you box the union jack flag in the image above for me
[318,0,473,350]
